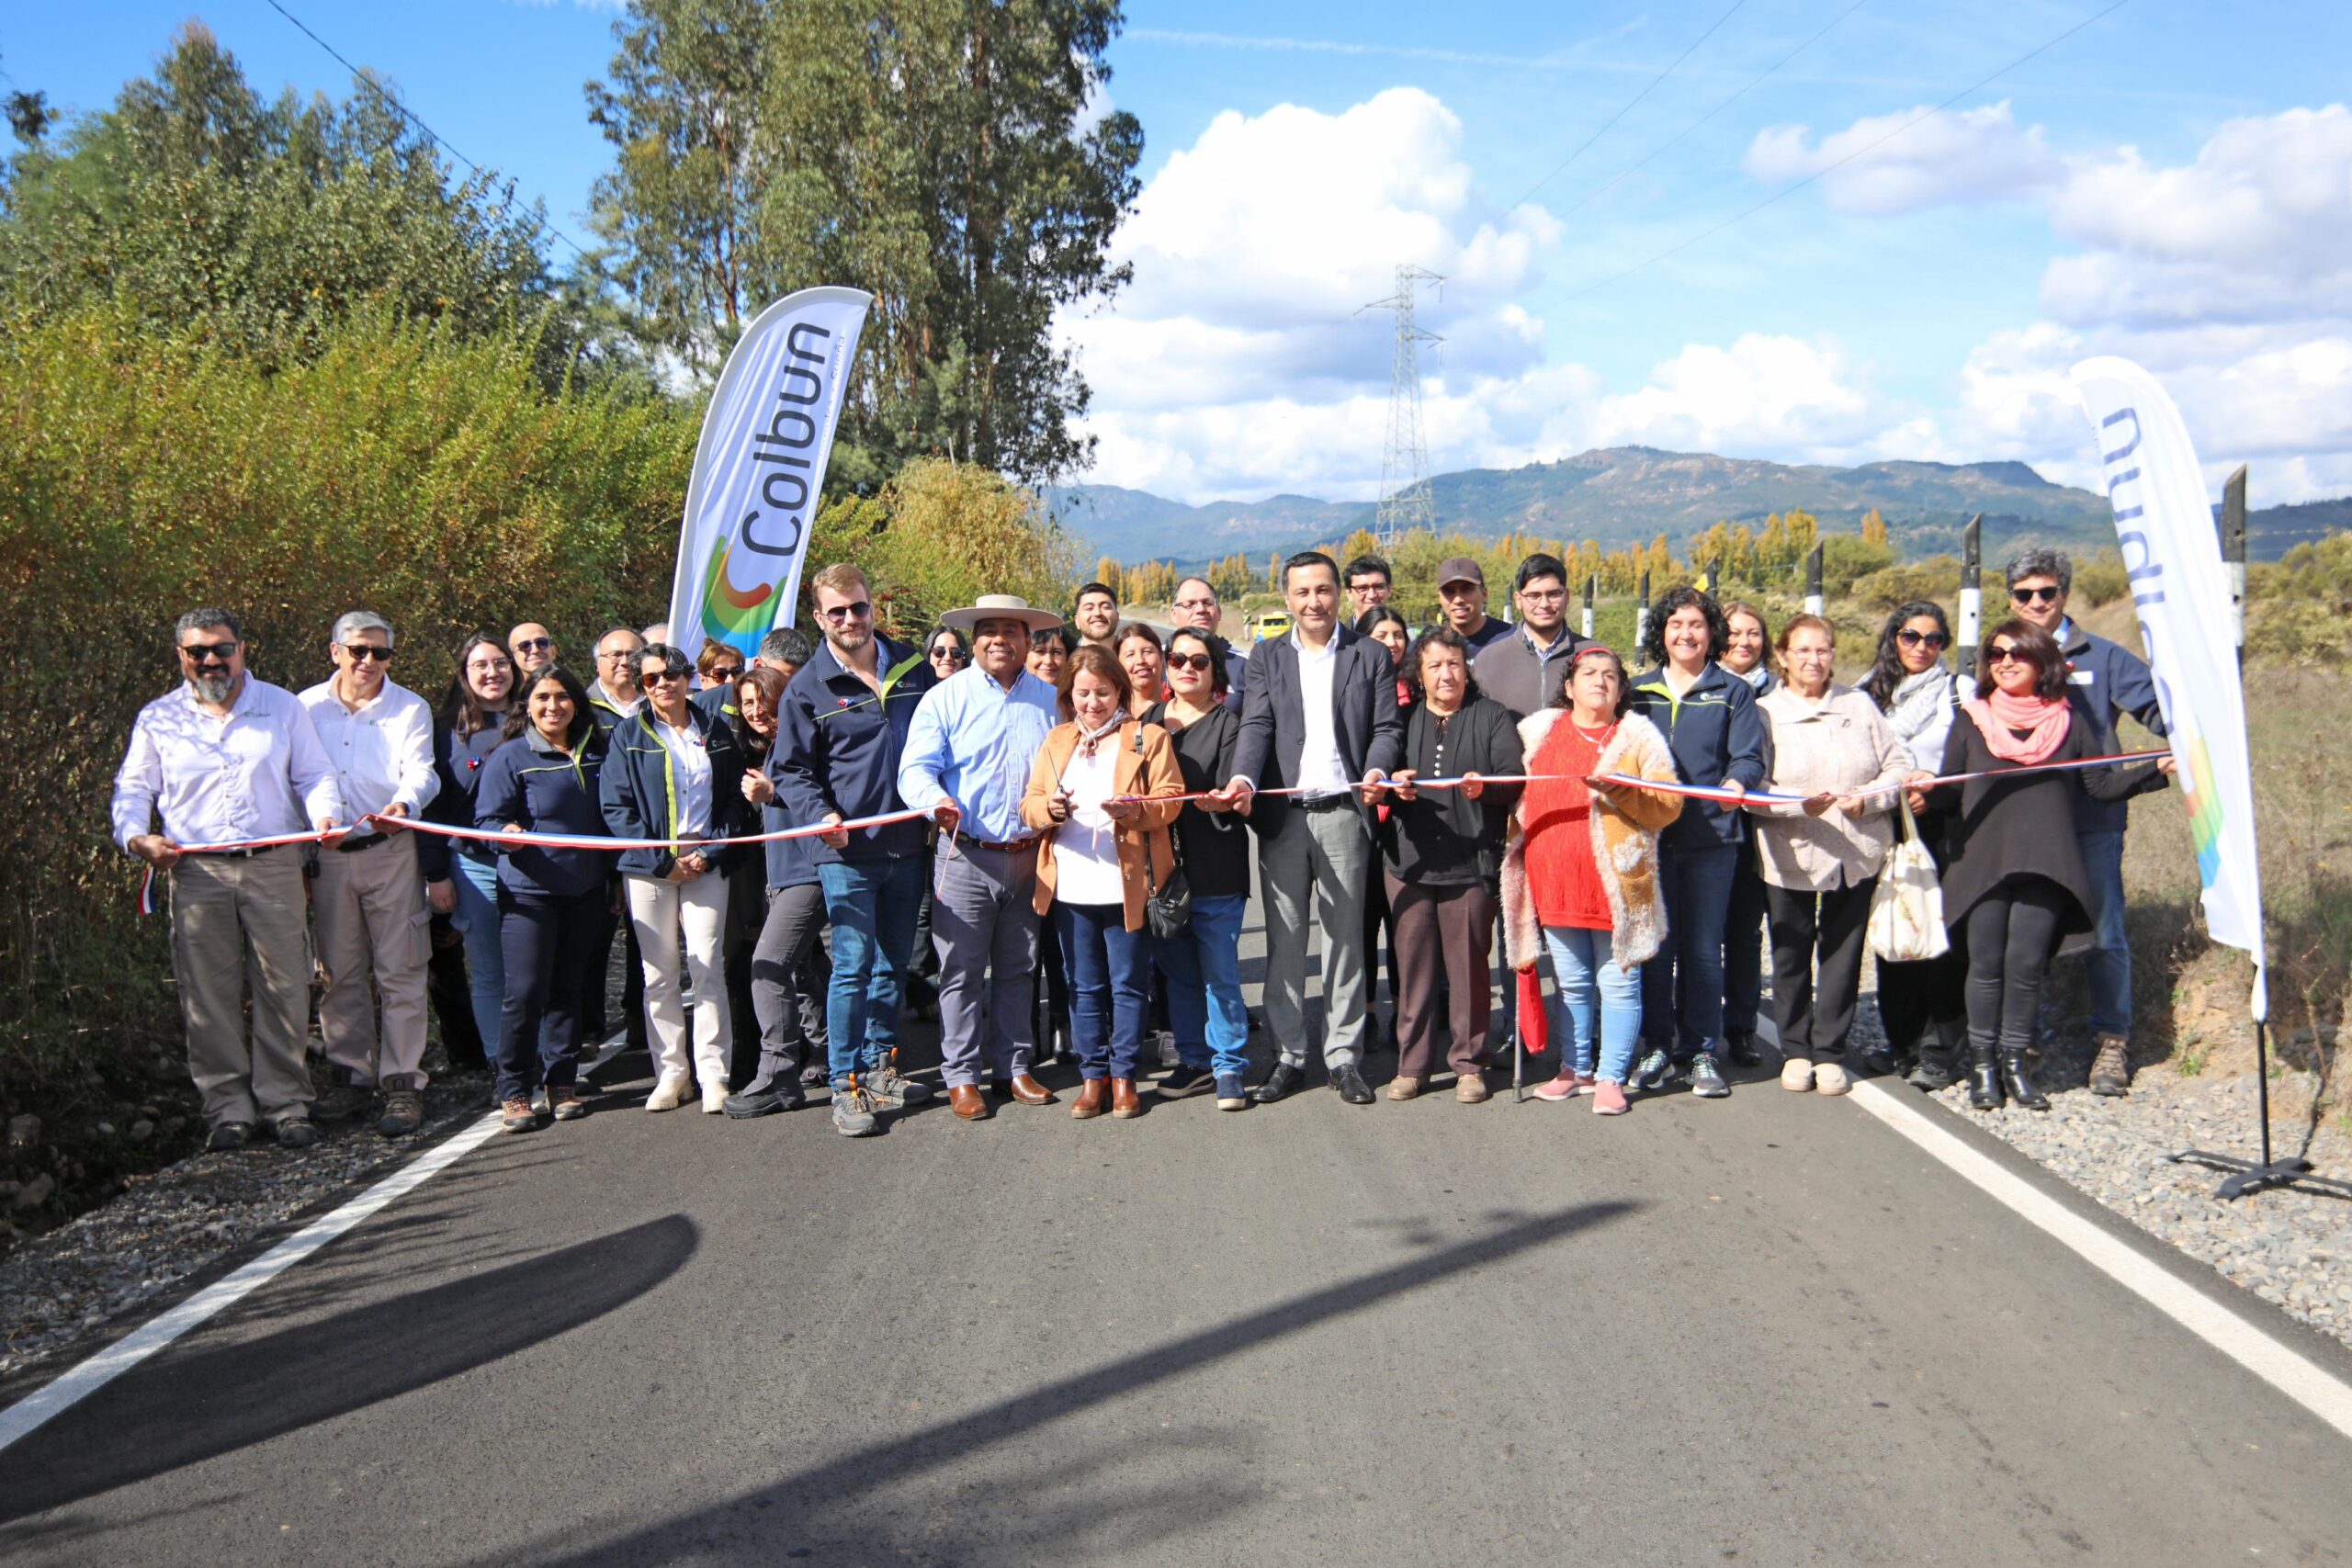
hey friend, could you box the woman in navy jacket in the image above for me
[1626,587,1768,1101]
[600,641,751,1113]
[475,665,609,1133]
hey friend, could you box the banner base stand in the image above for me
[2165,1149,2352,1202]
[2165,1021,2352,1201]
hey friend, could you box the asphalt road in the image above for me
[5,908,2351,1567]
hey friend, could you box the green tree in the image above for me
[0,24,560,372]
[587,0,1143,485]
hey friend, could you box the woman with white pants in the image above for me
[599,641,750,1112]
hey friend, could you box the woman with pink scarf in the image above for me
[1914,620,2168,1112]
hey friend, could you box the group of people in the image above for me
[109,542,2171,1151]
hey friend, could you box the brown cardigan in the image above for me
[1021,719,1186,931]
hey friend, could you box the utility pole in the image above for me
[1958,514,1984,674]
[2221,465,2248,662]
[1582,575,1596,640]
[1358,265,1444,552]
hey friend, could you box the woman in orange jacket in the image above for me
[1022,646,1185,1119]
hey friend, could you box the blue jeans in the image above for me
[1153,893,1250,1078]
[1642,842,1737,1059]
[448,852,505,1058]
[1057,902,1151,1079]
[1544,925,1643,1083]
[818,858,924,1085]
[2076,829,2132,1037]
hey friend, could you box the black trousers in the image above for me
[721,860,766,1086]
[495,887,604,1103]
[1878,949,1966,1063]
[1962,875,2067,1057]
[425,911,487,1071]
[1764,877,1877,1061]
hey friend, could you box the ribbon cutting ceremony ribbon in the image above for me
[1594,747,2169,804]
[135,807,932,913]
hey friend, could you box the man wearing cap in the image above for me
[1437,557,1513,654]
[897,596,1065,1118]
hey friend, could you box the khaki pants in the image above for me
[168,847,314,1128]
[312,829,432,1087]
[625,871,732,1089]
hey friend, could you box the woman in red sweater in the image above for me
[1500,647,1684,1114]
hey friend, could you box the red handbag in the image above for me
[1516,967,1549,1054]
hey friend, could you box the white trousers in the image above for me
[625,872,732,1088]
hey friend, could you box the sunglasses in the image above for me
[513,637,553,653]
[179,640,239,662]
[1986,644,2029,663]
[1896,629,1950,650]
[342,645,395,664]
[640,668,686,685]
[931,647,967,661]
[820,601,873,624]
[1166,652,1215,672]
[2011,585,2064,604]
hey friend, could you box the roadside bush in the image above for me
[1849,556,1962,612]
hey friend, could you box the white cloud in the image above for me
[1743,100,2060,214]
[1589,334,1885,457]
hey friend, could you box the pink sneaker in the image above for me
[1591,1080,1630,1115]
[1530,1071,1592,1102]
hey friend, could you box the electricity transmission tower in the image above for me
[1359,265,1444,551]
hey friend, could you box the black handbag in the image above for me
[1134,725,1193,938]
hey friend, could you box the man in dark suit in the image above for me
[1220,551,1404,1105]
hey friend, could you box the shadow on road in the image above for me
[0,1214,699,1529]
[482,1201,1637,1565]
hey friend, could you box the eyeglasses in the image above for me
[931,647,967,663]
[1986,644,2028,664]
[1896,629,1950,650]
[640,668,686,685]
[597,648,634,662]
[2011,585,2063,604]
[1173,598,1216,612]
[1166,652,1214,672]
[820,601,872,624]
[707,666,742,682]
[342,645,395,664]
[179,641,239,662]
[513,637,553,653]
[1519,588,1567,604]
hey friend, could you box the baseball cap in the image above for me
[1437,557,1485,589]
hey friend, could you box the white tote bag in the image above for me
[1868,795,1950,962]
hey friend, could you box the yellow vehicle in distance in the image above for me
[1251,610,1294,645]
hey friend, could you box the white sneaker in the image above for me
[1814,1061,1851,1096]
[1781,1057,1815,1092]
[700,1080,729,1114]
[644,1075,688,1111]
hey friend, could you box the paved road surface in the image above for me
[5,908,2350,1566]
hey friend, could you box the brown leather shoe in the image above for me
[1111,1078,1142,1119]
[1070,1078,1108,1120]
[995,1074,1056,1105]
[948,1084,990,1121]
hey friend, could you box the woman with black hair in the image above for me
[1916,621,2166,1111]
[1354,604,1412,1050]
[925,625,971,680]
[476,665,610,1133]
[1715,601,1776,1068]
[424,633,515,1075]
[1379,626,1524,1102]
[1861,600,1970,1088]
[1625,586,1767,1100]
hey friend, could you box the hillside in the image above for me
[1047,446,2330,565]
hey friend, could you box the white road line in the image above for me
[1847,1077,2352,1444]
[0,1032,632,1454]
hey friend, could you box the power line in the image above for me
[1557,0,1873,221]
[258,0,588,261]
[1510,0,1749,209]
[1547,0,2131,306]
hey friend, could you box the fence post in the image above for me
[2221,464,2248,667]
[1634,570,1651,657]
[1582,574,1595,640]
[1957,513,1983,674]
[1804,543,1824,616]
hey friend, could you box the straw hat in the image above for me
[935,594,1065,635]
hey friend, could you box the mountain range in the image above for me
[1046,446,2341,565]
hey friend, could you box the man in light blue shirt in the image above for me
[897,595,1065,1116]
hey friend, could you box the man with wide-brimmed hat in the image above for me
[898,594,1066,1118]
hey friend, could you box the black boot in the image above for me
[1998,1049,2050,1111]
[1725,1028,1761,1068]
[1909,1029,1960,1091]
[1966,1040,2003,1111]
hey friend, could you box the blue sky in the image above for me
[13,2,2352,502]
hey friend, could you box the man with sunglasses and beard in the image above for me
[300,611,443,1136]
[115,610,346,1152]
[774,563,944,1136]
[2002,548,2170,1097]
